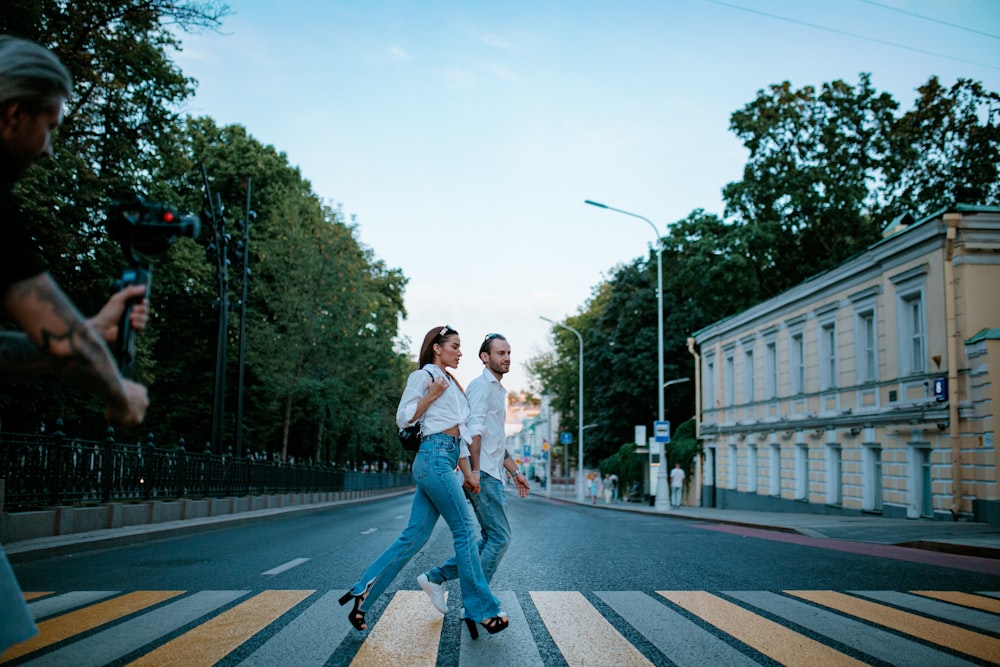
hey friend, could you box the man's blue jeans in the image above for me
[427,471,511,584]
[346,434,500,623]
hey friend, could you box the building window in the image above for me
[901,294,926,375]
[856,309,877,384]
[743,349,755,405]
[728,443,738,490]
[825,444,842,506]
[795,443,808,500]
[791,332,805,395]
[820,322,837,390]
[765,341,778,399]
[705,357,716,408]
[862,445,883,512]
[769,444,781,496]
[724,352,735,406]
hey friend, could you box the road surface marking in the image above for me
[350,590,442,666]
[261,558,310,575]
[660,591,867,667]
[1,591,182,662]
[787,590,1000,664]
[126,590,313,667]
[532,591,654,667]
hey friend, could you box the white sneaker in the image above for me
[417,573,448,614]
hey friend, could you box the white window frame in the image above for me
[704,355,716,409]
[892,266,928,377]
[855,306,877,384]
[900,294,926,375]
[765,339,778,400]
[723,349,735,407]
[819,319,837,390]
[769,443,781,496]
[790,330,805,395]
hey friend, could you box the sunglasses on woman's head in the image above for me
[439,325,455,337]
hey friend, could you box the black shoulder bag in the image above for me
[398,369,434,452]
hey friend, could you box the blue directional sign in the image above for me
[560,431,573,445]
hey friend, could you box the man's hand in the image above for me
[89,284,148,344]
[514,473,530,498]
[463,469,481,495]
[105,379,149,427]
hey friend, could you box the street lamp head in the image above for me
[584,199,608,209]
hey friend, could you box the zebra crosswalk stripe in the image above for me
[126,590,313,667]
[913,590,1000,614]
[4,591,182,663]
[532,591,654,667]
[658,591,868,667]
[5,589,999,666]
[725,590,979,667]
[787,590,1000,664]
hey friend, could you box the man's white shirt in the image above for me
[467,367,507,481]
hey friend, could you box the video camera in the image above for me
[107,195,200,377]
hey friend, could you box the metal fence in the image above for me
[0,425,412,512]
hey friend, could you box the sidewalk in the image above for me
[541,484,1000,559]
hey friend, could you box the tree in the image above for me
[883,77,1000,223]
[722,74,896,299]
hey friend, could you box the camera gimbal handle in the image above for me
[113,260,151,379]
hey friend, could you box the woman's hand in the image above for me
[426,374,449,399]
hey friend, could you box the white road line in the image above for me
[361,528,378,535]
[261,558,310,576]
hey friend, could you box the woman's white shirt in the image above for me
[396,365,471,454]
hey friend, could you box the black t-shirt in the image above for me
[0,183,47,295]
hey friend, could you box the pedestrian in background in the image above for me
[670,463,686,508]
[0,35,150,656]
[339,325,508,640]
[418,332,529,621]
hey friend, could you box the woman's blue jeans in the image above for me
[348,433,500,622]
[427,472,510,584]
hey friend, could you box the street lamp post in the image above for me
[584,200,664,423]
[656,377,691,509]
[541,316,586,502]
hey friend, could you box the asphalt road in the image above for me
[10,492,1000,666]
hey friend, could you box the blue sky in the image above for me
[172,0,1000,395]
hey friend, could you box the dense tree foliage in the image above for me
[0,1,228,433]
[1,2,413,464]
[533,73,999,469]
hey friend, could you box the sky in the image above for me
[171,0,1000,395]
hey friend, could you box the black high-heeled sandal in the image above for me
[338,590,368,631]
[463,614,509,640]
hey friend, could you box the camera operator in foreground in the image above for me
[0,34,150,655]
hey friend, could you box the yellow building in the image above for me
[690,205,1000,523]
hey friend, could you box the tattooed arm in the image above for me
[1,272,148,426]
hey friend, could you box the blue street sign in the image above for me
[560,431,572,445]
[654,420,671,443]
[933,377,947,402]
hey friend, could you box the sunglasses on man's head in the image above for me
[484,333,506,341]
